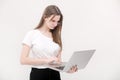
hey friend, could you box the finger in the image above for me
[69,66,77,73]
[72,65,76,70]
[73,67,76,71]
[75,66,78,72]
[73,65,77,68]
[71,66,74,69]
[74,67,77,72]
[72,68,75,72]
[71,67,74,71]
[48,60,55,64]
[67,70,73,73]
[71,65,77,72]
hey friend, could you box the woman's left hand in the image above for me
[67,65,78,73]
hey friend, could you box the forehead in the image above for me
[51,15,61,21]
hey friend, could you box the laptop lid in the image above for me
[63,49,95,72]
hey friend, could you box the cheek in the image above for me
[45,21,50,25]
[48,22,52,25]
[46,22,53,27]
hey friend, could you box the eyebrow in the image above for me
[52,19,60,22]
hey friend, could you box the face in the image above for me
[44,15,61,30]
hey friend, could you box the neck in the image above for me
[39,24,50,33]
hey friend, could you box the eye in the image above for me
[52,20,55,22]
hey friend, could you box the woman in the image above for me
[20,5,77,80]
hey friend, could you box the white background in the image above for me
[0,0,120,80]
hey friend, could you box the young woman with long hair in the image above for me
[20,5,77,80]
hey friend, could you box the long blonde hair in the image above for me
[35,5,63,50]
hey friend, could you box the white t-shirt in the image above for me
[22,29,60,68]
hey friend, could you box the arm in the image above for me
[20,44,55,65]
[56,50,62,62]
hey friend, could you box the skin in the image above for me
[20,15,78,73]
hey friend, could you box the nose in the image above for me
[53,22,58,27]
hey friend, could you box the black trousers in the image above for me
[30,68,61,80]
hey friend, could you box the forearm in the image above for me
[20,57,48,65]
[57,51,62,62]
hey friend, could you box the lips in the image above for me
[51,26,56,29]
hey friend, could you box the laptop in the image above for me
[48,49,96,72]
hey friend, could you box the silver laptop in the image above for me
[48,49,96,72]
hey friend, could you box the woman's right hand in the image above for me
[47,57,61,65]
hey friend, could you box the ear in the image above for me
[44,18,47,21]
[43,15,47,20]
[43,15,51,22]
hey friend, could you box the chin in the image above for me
[50,27,55,30]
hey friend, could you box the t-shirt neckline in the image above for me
[36,29,53,40]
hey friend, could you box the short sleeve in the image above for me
[22,30,34,47]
